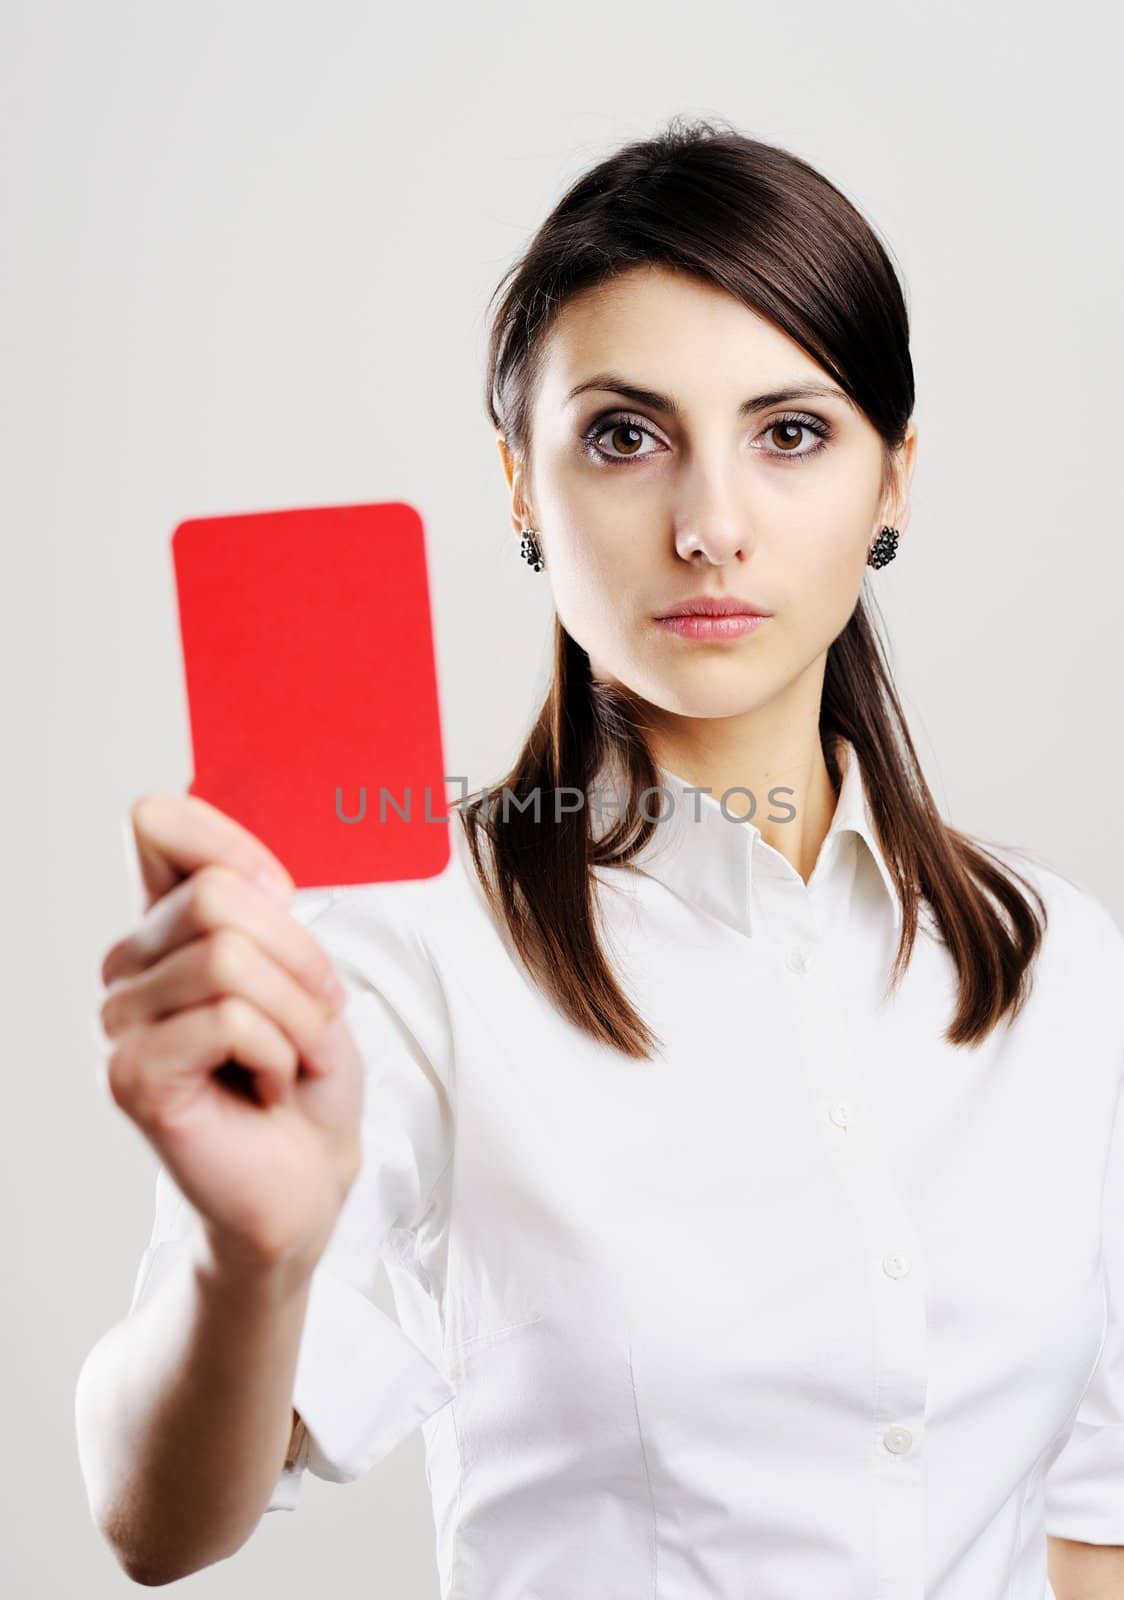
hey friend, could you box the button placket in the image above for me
[780,920,929,1600]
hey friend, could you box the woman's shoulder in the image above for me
[287,811,491,963]
[974,835,1124,978]
[281,826,490,1084]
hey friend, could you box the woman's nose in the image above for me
[672,460,755,564]
[675,516,750,565]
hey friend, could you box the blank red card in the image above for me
[171,502,451,890]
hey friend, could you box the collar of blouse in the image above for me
[587,735,904,939]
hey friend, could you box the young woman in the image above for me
[77,116,1124,1600]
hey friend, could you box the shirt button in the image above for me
[786,948,809,974]
[829,1102,852,1128]
[882,1253,911,1279]
[883,1425,913,1455]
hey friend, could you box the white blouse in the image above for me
[124,738,1124,1599]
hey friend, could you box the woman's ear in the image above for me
[497,432,515,490]
[497,433,533,537]
[884,421,918,539]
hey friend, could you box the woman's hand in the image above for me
[97,792,364,1282]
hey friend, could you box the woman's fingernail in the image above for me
[321,972,347,1006]
[255,868,293,901]
[313,1022,341,1070]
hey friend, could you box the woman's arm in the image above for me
[1048,1534,1124,1599]
[76,1230,312,1587]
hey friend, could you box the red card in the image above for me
[171,502,451,890]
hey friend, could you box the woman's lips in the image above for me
[653,613,772,640]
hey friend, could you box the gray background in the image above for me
[4,1,1120,1593]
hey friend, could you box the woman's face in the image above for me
[498,264,917,727]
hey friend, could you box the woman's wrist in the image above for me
[189,1222,319,1308]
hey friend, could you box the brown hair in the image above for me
[457,113,1046,1060]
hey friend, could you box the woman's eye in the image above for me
[580,410,832,466]
[759,418,827,458]
[583,417,663,463]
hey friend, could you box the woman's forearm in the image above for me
[75,1229,313,1586]
[1047,1533,1124,1600]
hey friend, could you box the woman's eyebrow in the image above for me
[564,373,855,417]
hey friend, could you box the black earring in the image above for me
[520,528,544,572]
[867,526,899,569]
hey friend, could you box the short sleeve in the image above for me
[124,883,457,1514]
[1043,1059,1124,1541]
